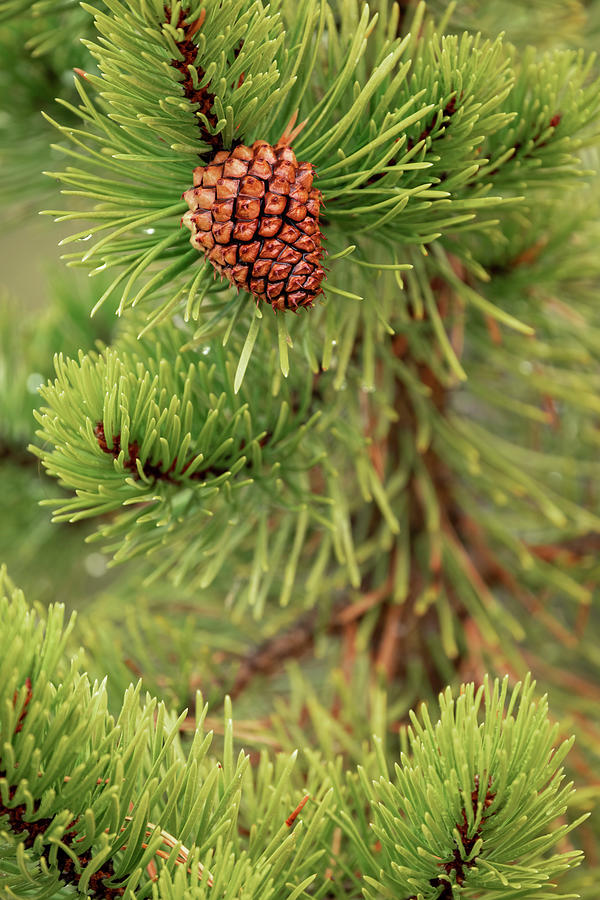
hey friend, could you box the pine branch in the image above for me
[29,3,508,336]
[29,319,360,597]
[28,0,597,392]
[0,570,331,898]
[353,677,586,900]
[528,533,600,563]
[0,571,588,899]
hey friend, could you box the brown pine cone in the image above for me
[182,140,326,311]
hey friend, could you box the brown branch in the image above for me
[334,579,394,625]
[167,7,221,150]
[218,248,593,708]
[408,775,495,900]
[0,786,124,897]
[1,684,211,893]
[229,572,416,701]
[527,532,600,564]
[167,7,244,153]
[230,607,322,699]
[374,603,405,680]
[94,421,269,487]
[229,283,459,699]
[2,679,122,896]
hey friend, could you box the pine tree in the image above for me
[1,1,599,898]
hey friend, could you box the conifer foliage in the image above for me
[0,571,586,898]
[1,0,600,897]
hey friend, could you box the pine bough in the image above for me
[0,571,586,899]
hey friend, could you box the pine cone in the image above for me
[182,141,325,311]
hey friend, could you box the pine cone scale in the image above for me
[183,140,325,311]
